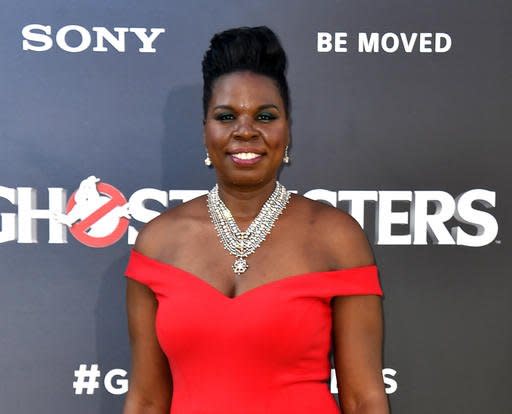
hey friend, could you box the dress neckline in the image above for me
[129,248,377,302]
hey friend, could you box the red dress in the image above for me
[124,248,383,414]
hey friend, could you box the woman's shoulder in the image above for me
[133,194,208,258]
[289,192,355,225]
[291,193,375,268]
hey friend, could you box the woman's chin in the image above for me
[219,173,270,188]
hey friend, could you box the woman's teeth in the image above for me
[232,152,260,160]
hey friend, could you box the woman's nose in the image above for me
[233,116,258,139]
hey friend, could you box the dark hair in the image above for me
[201,26,290,120]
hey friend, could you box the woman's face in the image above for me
[203,70,289,187]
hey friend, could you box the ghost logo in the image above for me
[54,176,131,247]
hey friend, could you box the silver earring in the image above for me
[204,151,212,167]
[283,145,290,164]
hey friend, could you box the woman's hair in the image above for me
[201,26,290,120]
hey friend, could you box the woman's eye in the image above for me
[257,112,277,122]
[215,113,235,122]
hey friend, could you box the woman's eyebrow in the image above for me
[257,104,280,112]
[212,104,280,112]
[212,104,233,111]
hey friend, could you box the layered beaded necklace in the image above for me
[207,181,291,275]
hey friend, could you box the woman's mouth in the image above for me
[229,152,264,165]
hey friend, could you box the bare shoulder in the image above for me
[291,193,375,269]
[133,194,208,258]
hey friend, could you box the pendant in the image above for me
[232,257,248,275]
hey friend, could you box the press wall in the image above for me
[1,1,510,413]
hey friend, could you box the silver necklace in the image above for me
[207,181,291,275]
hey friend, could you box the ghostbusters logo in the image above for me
[53,176,131,247]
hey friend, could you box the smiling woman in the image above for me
[123,26,389,414]
[204,70,289,186]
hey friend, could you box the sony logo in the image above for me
[21,24,166,53]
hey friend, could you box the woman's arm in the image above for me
[332,295,389,414]
[123,226,173,414]
[123,279,172,413]
[325,210,390,414]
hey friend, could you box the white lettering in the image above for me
[22,24,165,53]
[0,186,17,243]
[129,28,166,53]
[412,191,456,245]
[92,27,129,52]
[104,369,128,395]
[127,188,168,245]
[56,25,92,53]
[400,32,418,53]
[317,32,332,52]
[377,191,412,245]
[382,368,398,394]
[357,32,451,53]
[358,32,380,52]
[334,32,347,52]
[22,24,52,51]
[436,33,452,52]
[0,186,496,246]
[331,367,398,394]
[452,189,498,247]
[381,33,400,53]
[419,32,433,53]
[17,187,68,243]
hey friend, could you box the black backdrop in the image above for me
[1,1,510,413]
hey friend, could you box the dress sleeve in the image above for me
[323,264,383,298]
[124,249,166,296]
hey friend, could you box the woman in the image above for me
[123,26,388,414]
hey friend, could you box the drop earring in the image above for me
[204,151,212,167]
[283,145,290,164]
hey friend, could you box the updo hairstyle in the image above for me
[201,26,290,120]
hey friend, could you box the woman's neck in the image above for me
[215,179,278,221]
